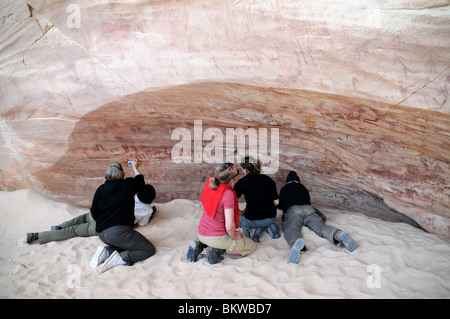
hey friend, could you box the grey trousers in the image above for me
[99,225,156,265]
[38,212,97,245]
[282,205,339,248]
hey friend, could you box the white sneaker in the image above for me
[99,250,121,273]
[90,245,108,268]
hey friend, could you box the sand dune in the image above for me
[0,189,449,299]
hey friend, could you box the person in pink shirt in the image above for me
[187,163,257,264]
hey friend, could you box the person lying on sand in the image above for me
[187,163,257,264]
[26,184,157,245]
[233,156,281,242]
[278,171,357,264]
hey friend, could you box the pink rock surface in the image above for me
[0,0,449,238]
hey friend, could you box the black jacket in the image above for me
[91,174,145,232]
[278,171,311,213]
[234,173,279,220]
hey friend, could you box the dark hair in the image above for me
[137,184,156,204]
[240,156,261,175]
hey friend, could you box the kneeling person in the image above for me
[188,163,257,264]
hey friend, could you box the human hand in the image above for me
[234,230,243,240]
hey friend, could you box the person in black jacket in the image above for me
[278,171,357,264]
[233,157,280,242]
[90,160,156,273]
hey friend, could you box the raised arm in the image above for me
[131,159,141,176]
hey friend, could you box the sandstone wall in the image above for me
[0,0,449,238]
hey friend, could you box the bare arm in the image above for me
[131,159,141,176]
[225,208,242,240]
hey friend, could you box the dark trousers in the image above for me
[99,225,156,265]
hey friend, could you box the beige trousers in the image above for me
[198,234,257,257]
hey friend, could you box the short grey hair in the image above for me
[105,162,125,181]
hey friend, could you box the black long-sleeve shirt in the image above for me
[278,171,311,213]
[233,174,279,220]
[91,174,145,232]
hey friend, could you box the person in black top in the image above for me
[278,171,357,264]
[233,157,280,242]
[90,159,156,273]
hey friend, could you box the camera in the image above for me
[128,161,133,166]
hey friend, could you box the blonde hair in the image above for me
[105,162,125,181]
[209,163,235,190]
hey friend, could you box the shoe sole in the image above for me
[204,247,224,264]
[251,227,264,243]
[204,247,216,264]
[337,232,357,252]
[287,238,305,264]
[26,233,35,244]
[267,224,281,239]
[186,241,202,262]
[90,245,107,268]
[99,251,120,273]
